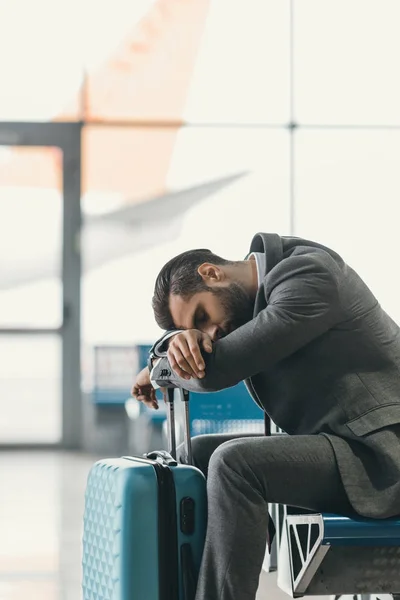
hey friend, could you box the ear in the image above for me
[197,262,225,285]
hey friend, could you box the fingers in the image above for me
[180,339,205,376]
[167,330,214,380]
[167,346,196,380]
[139,396,159,410]
[131,384,159,410]
[187,338,206,371]
[168,337,205,380]
[201,333,213,353]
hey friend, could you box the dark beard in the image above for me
[211,283,254,335]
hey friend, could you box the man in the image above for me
[132,232,400,600]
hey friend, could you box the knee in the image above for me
[208,439,262,494]
[208,439,241,476]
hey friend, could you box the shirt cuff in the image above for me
[150,358,162,389]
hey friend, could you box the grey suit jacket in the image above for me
[152,233,400,518]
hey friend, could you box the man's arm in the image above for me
[152,252,342,392]
[151,330,184,356]
[147,330,182,373]
[150,329,212,381]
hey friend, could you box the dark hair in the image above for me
[152,248,232,330]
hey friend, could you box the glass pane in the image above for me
[0,336,61,442]
[85,0,290,123]
[183,0,290,124]
[0,0,83,121]
[295,0,400,124]
[295,130,400,324]
[82,126,290,345]
[82,126,177,203]
[0,146,62,328]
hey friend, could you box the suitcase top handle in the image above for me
[146,450,178,466]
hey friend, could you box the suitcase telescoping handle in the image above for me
[164,386,193,465]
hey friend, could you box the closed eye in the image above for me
[195,310,208,328]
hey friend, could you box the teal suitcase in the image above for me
[82,388,207,600]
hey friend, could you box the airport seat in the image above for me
[88,344,165,454]
[187,382,266,435]
[277,510,400,598]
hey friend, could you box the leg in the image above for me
[177,433,264,477]
[192,434,356,600]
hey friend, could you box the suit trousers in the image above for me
[177,432,357,600]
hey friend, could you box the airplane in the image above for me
[0,0,251,291]
[0,171,248,290]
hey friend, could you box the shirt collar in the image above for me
[248,252,266,288]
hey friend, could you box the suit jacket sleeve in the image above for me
[151,251,342,392]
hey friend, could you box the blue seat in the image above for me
[136,345,265,434]
[91,344,265,434]
[322,513,400,546]
[188,383,265,436]
[278,511,400,597]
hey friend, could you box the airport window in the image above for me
[1,0,400,445]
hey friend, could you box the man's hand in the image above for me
[167,329,213,380]
[131,366,159,410]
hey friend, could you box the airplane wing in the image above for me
[0,171,248,289]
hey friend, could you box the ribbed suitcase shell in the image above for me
[82,456,207,600]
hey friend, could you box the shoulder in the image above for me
[263,247,342,303]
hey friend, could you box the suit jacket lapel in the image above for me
[244,233,283,405]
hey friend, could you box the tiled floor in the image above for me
[0,451,390,600]
[0,451,95,600]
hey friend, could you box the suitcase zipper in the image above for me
[123,456,179,600]
[156,462,179,600]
